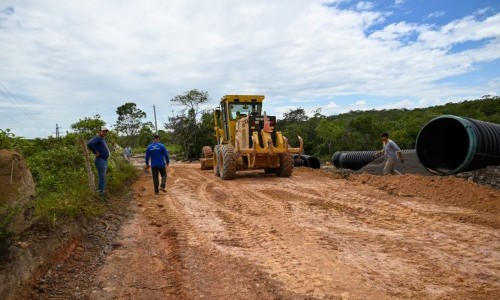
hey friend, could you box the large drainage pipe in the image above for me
[292,154,321,169]
[332,149,415,170]
[416,115,500,175]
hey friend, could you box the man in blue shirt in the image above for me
[377,132,404,175]
[145,134,170,194]
[87,126,110,198]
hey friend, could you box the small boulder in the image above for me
[0,150,36,234]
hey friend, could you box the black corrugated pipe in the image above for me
[416,115,500,175]
[332,151,377,170]
[332,149,415,170]
[292,154,321,169]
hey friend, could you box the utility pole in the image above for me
[55,124,60,138]
[153,105,158,135]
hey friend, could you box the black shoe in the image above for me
[155,191,159,195]
[160,188,166,193]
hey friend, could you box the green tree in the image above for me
[70,114,105,140]
[0,129,15,149]
[115,102,147,139]
[347,115,380,150]
[281,108,308,126]
[171,89,209,116]
[315,119,345,153]
[167,89,210,160]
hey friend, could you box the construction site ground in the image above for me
[28,161,499,300]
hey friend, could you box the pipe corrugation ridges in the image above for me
[332,149,415,170]
[416,115,500,174]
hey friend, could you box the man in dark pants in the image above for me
[145,134,170,194]
[87,126,110,199]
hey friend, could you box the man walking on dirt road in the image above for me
[87,126,110,199]
[377,132,404,175]
[145,134,170,195]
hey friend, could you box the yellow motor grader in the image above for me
[200,95,303,179]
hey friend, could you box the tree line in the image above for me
[164,92,499,161]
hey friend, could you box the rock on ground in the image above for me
[456,165,500,190]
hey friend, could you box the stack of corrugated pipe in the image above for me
[332,115,500,174]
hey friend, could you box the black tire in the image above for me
[276,154,293,177]
[213,144,221,177]
[264,168,274,174]
[200,146,213,170]
[220,144,237,180]
[202,146,213,158]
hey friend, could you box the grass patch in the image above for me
[107,156,140,196]
[31,155,139,228]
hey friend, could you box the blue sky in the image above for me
[0,0,499,138]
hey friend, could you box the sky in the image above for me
[0,0,499,138]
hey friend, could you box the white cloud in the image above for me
[379,99,414,109]
[356,1,374,11]
[417,14,500,49]
[475,7,492,15]
[321,99,370,115]
[425,11,445,20]
[369,21,418,41]
[0,1,499,137]
[395,0,406,5]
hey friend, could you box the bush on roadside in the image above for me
[106,156,140,196]
[1,130,139,229]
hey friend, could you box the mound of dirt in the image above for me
[0,149,36,234]
[357,151,433,176]
[351,173,500,216]
[456,165,500,190]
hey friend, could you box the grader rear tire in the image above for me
[200,146,213,170]
[276,153,293,177]
[213,145,221,177]
[202,146,213,158]
[220,144,237,180]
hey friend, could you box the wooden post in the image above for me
[80,138,96,191]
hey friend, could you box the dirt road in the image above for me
[71,162,497,300]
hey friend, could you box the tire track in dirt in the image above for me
[90,163,499,299]
[152,165,315,299]
[172,166,392,299]
[170,164,499,299]
[273,173,499,298]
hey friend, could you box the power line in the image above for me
[0,79,37,121]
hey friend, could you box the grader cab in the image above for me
[200,95,303,179]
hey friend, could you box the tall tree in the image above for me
[281,108,308,126]
[170,89,209,116]
[71,114,105,140]
[315,119,345,153]
[168,90,210,160]
[115,102,147,138]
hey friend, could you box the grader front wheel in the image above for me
[220,145,237,180]
[213,145,221,177]
[276,154,293,177]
